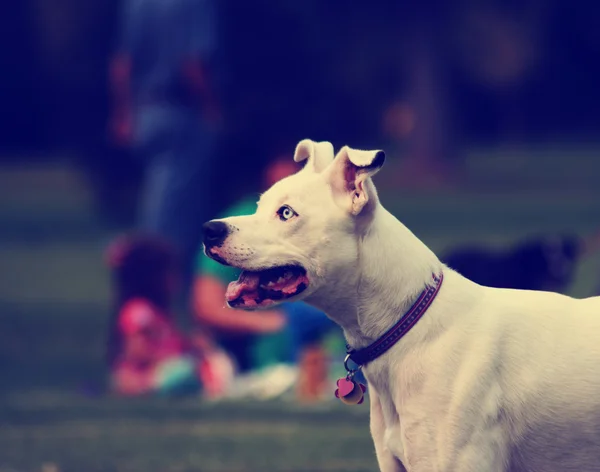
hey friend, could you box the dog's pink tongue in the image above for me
[225,271,261,302]
[270,272,309,295]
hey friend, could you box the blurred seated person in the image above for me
[105,234,235,398]
[193,155,338,397]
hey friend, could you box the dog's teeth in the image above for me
[277,277,285,284]
[284,271,293,279]
[260,281,276,289]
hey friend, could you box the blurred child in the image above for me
[105,234,234,398]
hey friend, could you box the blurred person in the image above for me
[105,234,235,398]
[108,0,221,292]
[376,3,462,190]
[193,156,338,400]
[450,2,546,142]
[380,3,546,190]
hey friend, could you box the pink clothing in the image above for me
[118,298,186,358]
[112,298,188,395]
[111,298,235,397]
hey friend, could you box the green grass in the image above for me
[1,393,375,472]
[1,147,600,471]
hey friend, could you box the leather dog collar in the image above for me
[346,272,444,369]
[334,272,444,405]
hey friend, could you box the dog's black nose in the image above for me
[203,220,229,247]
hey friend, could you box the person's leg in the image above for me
[279,302,340,402]
[136,108,219,293]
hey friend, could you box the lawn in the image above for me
[1,146,600,471]
[1,392,375,472]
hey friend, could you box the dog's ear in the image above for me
[328,145,386,216]
[293,139,335,173]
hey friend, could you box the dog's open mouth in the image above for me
[225,265,309,309]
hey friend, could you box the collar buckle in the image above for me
[343,353,361,379]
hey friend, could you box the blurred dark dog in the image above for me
[443,233,600,293]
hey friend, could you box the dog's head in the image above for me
[203,139,386,310]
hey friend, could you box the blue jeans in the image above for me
[280,301,337,363]
[133,105,217,287]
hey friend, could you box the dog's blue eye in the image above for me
[277,205,297,221]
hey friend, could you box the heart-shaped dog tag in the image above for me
[335,378,355,397]
[335,377,367,405]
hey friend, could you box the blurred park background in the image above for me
[1,1,600,471]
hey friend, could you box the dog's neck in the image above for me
[314,204,443,350]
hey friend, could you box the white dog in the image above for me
[203,139,600,471]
